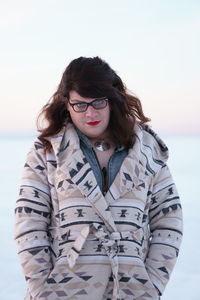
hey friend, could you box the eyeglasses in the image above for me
[68,97,109,112]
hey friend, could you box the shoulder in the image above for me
[24,138,48,169]
[34,123,78,157]
[131,122,169,174]
[140,124,168,154]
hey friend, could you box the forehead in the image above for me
[69,90,93,102]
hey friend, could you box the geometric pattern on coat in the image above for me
[14,122,183,299]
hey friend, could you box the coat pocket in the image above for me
[35,260,111,300]
[104,258,160,300]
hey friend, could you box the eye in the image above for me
[95,99,104,104]
[75,102,87,108]
[93,98,107,108]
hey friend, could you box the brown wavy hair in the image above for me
[37,56,150,150]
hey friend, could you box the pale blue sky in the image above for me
[0,0,200,134]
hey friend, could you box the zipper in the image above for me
[102,167,107,195]
[92,148,104,192]
[92,149,115,195]
[106,154,114,192]
[92,149,116,195]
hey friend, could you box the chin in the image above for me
[86,131,105,139]
[81,124,108,139]
[86,133,102,139]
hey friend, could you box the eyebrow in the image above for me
[69,99,86,103]
[69,97,106,103]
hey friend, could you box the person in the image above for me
[14,56,183,300]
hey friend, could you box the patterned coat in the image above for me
[14,123,183,300]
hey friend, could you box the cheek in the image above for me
[69,112,82,126]
[105,107,110,123]
[67,109,77,125]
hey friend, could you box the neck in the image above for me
[90,137,115,152]
[88,134,110,144]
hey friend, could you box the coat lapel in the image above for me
[51,123,118,233]
[105,127,150,204]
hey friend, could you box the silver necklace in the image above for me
[94,140,111,151]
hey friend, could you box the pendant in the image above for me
[94,140,111,151]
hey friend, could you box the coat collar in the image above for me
[48,122,168,223]
[49,123,117,232]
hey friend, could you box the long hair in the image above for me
[37,56,150,150]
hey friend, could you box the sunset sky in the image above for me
[0,0,199,134]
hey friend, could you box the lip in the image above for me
[87,121,101,126]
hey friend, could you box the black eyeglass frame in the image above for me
[68,97,109,112]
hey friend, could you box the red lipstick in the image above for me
[87,121,101,126]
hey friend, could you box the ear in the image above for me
[66,102,70,110]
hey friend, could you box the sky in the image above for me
[0,0,200,135]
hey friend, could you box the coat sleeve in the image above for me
[14,140,53,298]
[145,164,183,295]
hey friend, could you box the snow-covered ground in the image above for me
[0,134,199,300]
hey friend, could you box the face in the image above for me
[67,90,110,139]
